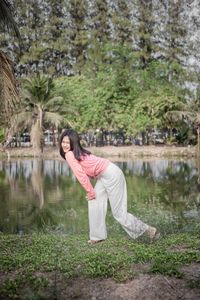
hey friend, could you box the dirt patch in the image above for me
[42,268,200,300]
[89,145,196,159]
[168,244,200,253]
[20,273,200,300]
[1,264,200,300]
[181,263,200,281]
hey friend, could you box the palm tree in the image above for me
[0,0,20,144]
[10,73,68,154]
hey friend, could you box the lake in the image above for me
[0,158,200,235]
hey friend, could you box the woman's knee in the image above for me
[112,210,126,223]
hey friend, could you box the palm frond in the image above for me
[22,74,54,104]
[44,112,64,127]
[46,97,78,115]
[3,112,32,147]
[0,0,20,38]
[12,111,33,128]
[20,89,34,104]
[0,51,19,123]
[195,113,200,125]
[45,96,64,107]
[45,96,66,113]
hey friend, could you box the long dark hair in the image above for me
[59,129,91,161]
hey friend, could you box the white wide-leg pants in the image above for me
[88,162,149,241]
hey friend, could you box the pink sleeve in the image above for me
[65,151,96,199]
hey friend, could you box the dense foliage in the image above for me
[0,0,200,146]
[0,0,198,78]
[53,59,185,139]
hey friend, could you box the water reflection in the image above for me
[0,158,199,234]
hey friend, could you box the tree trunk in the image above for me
[197,127,200,157]
[38,106,44,152]
[197,127,200,185]
[52,126,56,147]
[30,120,43,156]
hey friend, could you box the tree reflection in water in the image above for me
[31,159,44,209]
[0,158,199,234]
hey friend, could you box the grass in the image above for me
[0,232,200,299]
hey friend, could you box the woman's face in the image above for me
[61,136,71,153]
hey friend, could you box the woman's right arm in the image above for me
[65,151,96,200]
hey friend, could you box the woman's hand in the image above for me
[86,194,95,201]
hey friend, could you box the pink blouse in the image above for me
[65,151,110,199]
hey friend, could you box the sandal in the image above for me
[88,239,105,244]
[145,226,160,242]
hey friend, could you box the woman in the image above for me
[59,129,160,244]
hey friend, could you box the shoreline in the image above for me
[0,145,197,159]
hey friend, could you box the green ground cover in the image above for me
[0,233,200,299]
